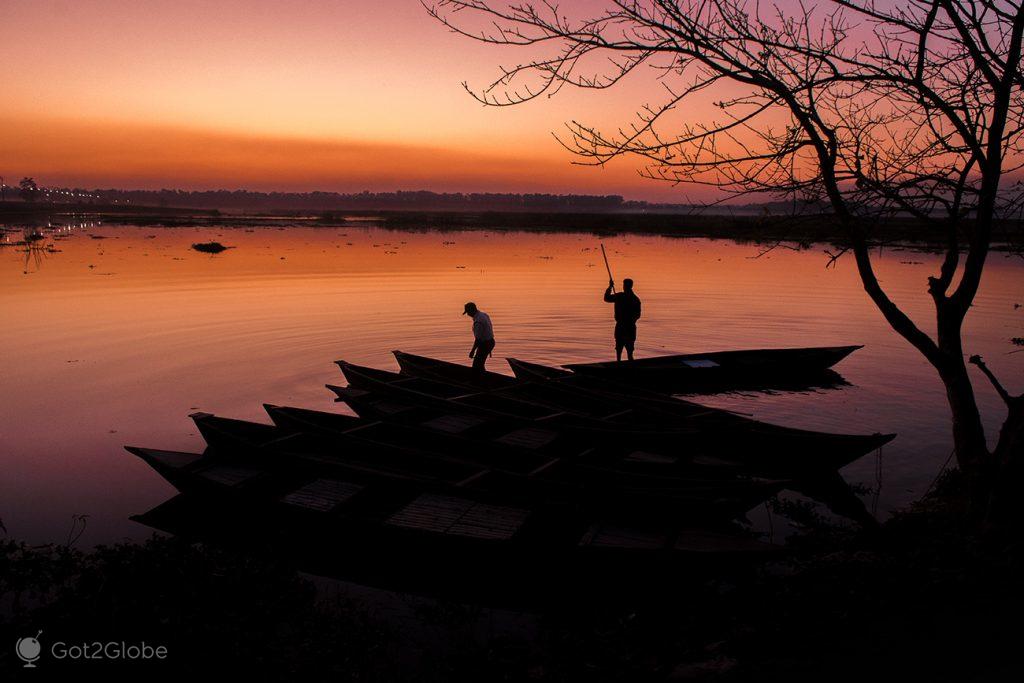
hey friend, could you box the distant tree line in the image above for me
[36,188,641,213]
[1,184,824,215]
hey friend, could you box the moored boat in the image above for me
[335,359,896,474]
[189,410,784,519]
[125,441,780,581]
[560,345,860,391]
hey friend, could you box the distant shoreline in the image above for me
[2,201,1021,251]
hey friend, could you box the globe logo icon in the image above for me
[16,631,43,668]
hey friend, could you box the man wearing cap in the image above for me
[463,302,495,373]
[604,278,642,361]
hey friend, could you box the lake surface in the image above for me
[2,221,1021,544]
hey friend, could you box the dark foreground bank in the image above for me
[1,473,1020,681]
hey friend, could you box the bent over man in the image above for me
[463,301,495,373]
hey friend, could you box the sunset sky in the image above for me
[0,0,732,201]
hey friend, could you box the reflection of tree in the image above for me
[21,227,50,273]
[430,0,1024,524]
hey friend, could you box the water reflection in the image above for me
[1,224,1021,544]
[0,219,100,273]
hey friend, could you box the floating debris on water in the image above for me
[191,242,231,254]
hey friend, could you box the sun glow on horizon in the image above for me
[0,0,733,201]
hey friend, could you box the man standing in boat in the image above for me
[464,302,495,373]
[604,278,641,361]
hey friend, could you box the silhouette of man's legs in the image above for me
[473,339,495,374]
[614,323,636,361]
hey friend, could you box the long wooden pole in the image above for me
[600,243,615,293]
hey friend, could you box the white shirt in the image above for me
[471,311,494,341]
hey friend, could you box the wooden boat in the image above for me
[130,490,779,605]
[396,351,832,431]
[347,358,728,428]
[334,360,896,474]
[396,351,741,421]
[125,444,577,560]
[125,442,779,572]
[188,411,783,519]
[506,357,574,382]
[395,348,851,395]
[394,349,519,389]
[326,384,759,474]
[327,384,890,526]
[560,345,860,391]
[264,403,777,489]
[569,345,862,371]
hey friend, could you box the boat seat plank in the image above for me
[371,400,415,415]
[625,450,678,465]
[148,450,204,469]
[455,469,492,487]
[281,479,363,511]
[578,524,670,549]
[529,457,562,476]
[197,465,262,487]
[681,359,720,368]
[421,414,488,433]
[672,529,777,554]
[387,494,528,540]
[495,427,558,450]
[691,455,743,468]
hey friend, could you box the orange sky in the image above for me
[0,0,736,200]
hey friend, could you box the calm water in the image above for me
[2,222,1021,544]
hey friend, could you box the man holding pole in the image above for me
[599,244,642,361]
[604,278,642,361]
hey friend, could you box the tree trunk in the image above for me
[993,404,1024,467]
[987,400,1024,529]
[938,363,988,466]
[933,310,991,515]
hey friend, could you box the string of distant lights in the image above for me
[0,180,127,203]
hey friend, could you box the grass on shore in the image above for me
[1,475,1021,681]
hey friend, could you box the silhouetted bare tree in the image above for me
[19,177,40,203]
[428,0,1024,523]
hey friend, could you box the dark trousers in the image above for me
[473,339,495,373]
[614,322,637,353]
